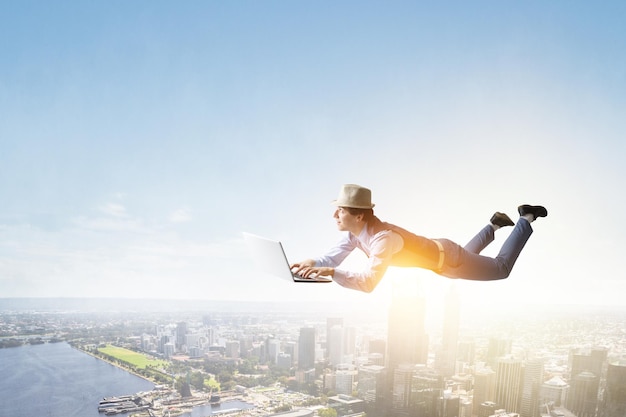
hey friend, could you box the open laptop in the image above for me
[243,232,332,283]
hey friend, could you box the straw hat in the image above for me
[332,184,375,209]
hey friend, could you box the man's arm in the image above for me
[332,231,403,293]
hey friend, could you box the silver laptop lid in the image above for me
[243,232,331,283]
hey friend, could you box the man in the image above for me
[292,184,547,293]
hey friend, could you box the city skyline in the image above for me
[2,2,626,309]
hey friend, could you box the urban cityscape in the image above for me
[1,288,625,417]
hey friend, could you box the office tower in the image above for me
[487,338,512,367]
[326,317,343,358]
[298,327,316,370]
[458,339,476,367]
[392,363,416,414]
[601,360,626,417]
[369,339,386,361]
[176,321,187,351]
[285,341,297,364]
[540,376,568,407]
[328,325,343,366]
[386,279,428,415]
[520,358,544,417]
[225,340,240,359]
[495,356,522,414]
[358,364,386,404]
[277,352,292,369]
[335,366,357,395]
[570,347,607,380]
[473,367,497,416]
[387,280,428,371]
[410,366,444,417]
[439,391,461,417]
[343,326,356,360]
[369,352,385,366]
[438,284,460,377]
[268,339,281,364]
[566,371,598,417]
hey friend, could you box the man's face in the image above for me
[333,207,361,232]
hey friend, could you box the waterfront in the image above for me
[0,342,155,417]
[0,342,255,417]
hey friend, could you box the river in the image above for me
[0,342,254,417]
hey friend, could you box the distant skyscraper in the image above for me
[495,356,522,414]
[410,366,444,417]
[520,358,544,417]
[387,279,428,371]
[369,339,386,362]
[566,347,606,416]
[326,317,343,358]
[437,284,460,377]
[487,338,512,367]
[566,371,599,417]
[540,376,568,407]
[391,363,416,413]
[358,364,386,405]
[176,321,187,351]
[601,360,626,417]
[328,325,343,366]
[457,339,476,367]
[473,367,497,417]
[343,326,356,360]
[298,327,316,370]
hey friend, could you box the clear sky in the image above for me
[1,1,625,311]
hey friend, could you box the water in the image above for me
[0,342,253,417]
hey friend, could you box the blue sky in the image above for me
[1,1,625,310]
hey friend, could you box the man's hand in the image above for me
[291,260,334,279]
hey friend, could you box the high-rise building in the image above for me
[268,339,281,364]
[335,367,357,395]
[387,279,428,371]
[473,367,497,416]
[328,325,343,366]
[457,339,476,367]
[437,284,460,377]
[386,279,429,415]
[391,363,416,414]
[298,327,316,370]
[439,391,461,417]
[176,321,187,351]
[539,376,568,407]
[326,317,343,359]
[487,338,512,367]
[410,366,444,417]
[369,339,386,362]
[225,340,240,359]
[600,360,626,417]
[495,356,522,414]
[358,364,386,404]
[343,326,356,361]
[520,358,544,417]
[569,347,607,380]
[565,371,598,417]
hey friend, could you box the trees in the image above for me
[318,408,338,417]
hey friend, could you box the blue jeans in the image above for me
[436,218,533,281]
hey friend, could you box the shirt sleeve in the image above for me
[332,230,404,293]
[313,234,357,268]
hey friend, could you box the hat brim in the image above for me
[331,200,375,209]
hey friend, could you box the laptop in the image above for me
[243,232,332,283]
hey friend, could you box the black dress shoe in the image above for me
[518,204,548,219]
[490,212,515,227]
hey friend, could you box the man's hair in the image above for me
[345,207,374,222]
